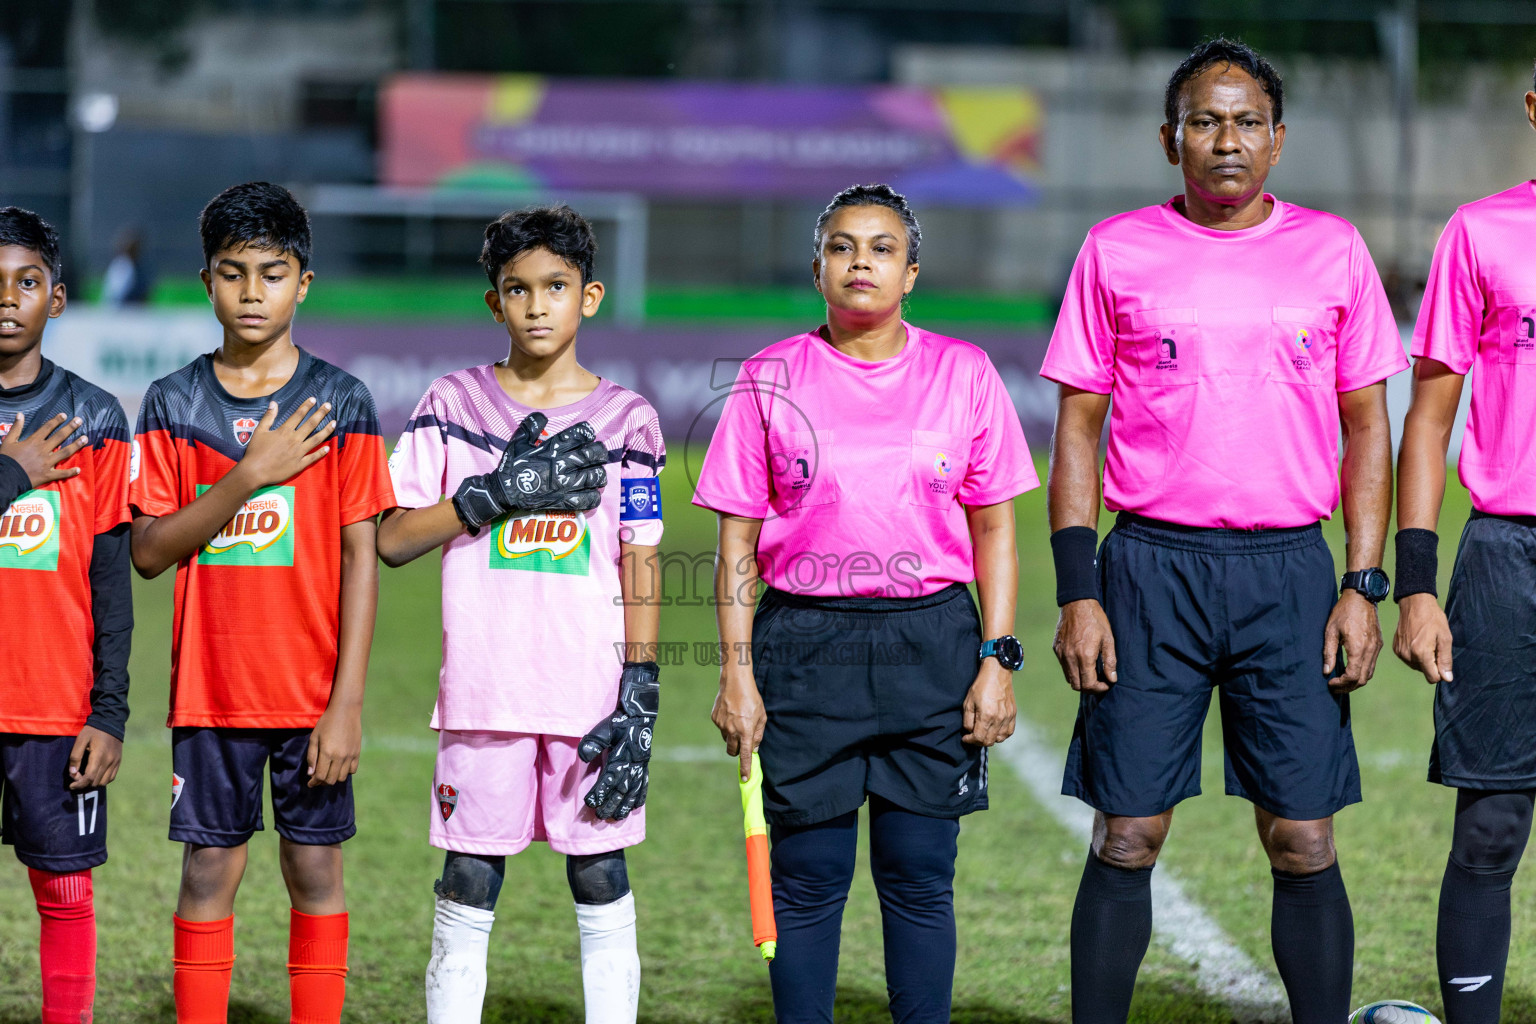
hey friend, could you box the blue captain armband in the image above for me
[618,477,662,521]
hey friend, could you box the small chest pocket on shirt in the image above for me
[908,430,969,509]
[1269,307,1338,387]
[1122,309,1200,385]
[768,429,838,513]
[1490,292,1536,365]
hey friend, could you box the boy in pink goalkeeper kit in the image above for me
[391,371,662,847]
[377,206,662,1024]
[1392,86,1536,1023]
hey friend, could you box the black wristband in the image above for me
[1051,526,1100,607]
[1393,528,1439,601]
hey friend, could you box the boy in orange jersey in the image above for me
[129,183,395,1024]
[0,207,132,1024]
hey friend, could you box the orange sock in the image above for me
[288,909,348,1024]
[29,868,95,1024]
[172,915,234,1024]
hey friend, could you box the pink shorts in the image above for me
[430,731,645,856]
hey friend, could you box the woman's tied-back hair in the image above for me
[814,184,921,266]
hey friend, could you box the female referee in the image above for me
[694,183,1038,1024]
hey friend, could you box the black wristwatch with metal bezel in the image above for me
[979,635,1024,671]
[1340,567,1391,604]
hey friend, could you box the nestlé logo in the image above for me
[206,491,293,555]
[0,495,56,557]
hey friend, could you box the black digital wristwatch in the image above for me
[1340,567,1391,604]
[979,635,1025,671]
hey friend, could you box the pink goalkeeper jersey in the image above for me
[1041,196,1408,529]
[1413,182,1536,515]
[692,324,1038,598]
[388,368,664,735]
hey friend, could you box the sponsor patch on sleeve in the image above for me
[618,476,662,521]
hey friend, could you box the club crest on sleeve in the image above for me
[232,417,258,446]
[437,782,459,821]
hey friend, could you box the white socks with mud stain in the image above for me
[425,896,494,1023]
[576,892,640,1024]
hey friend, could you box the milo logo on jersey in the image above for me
[489,511,591,575]
[0,490,61,571]
[198,484,296,567]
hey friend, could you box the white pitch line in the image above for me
[995,718,1289,1023]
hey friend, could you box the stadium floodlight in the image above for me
[72,92,117,134]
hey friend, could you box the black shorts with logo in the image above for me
[170,727,355,847]
[1431,512,1536,789]
[1,734,107,872]
[1063,513,1361,821]
[752,582,986,828]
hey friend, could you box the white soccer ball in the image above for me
[1348,1000,1441,1024]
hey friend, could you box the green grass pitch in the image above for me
[0,455,1521,1022]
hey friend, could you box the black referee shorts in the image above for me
[752,583,986,827]
[1432,511,1536,789]
[1062,513,1361,822]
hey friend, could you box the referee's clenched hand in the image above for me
[1393,593,1454,685]
[713,666,766,780]
[1053,599,1118,693]
[1323,590,1383,692]
[963,660,1016,746]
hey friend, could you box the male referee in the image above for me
[1042,39,1406,1024]
[1392,72,1536,1024]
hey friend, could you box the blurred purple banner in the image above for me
[381,75,1043,204]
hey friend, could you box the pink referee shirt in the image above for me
[692,324,1038,598]
[1413,182,1536,516]
[1041,196,1407,529]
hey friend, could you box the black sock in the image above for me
[1070,851,1153,1024]
[1438,857,1514,1024]
[1271,862,1353,1024]
[1436,789,1533,1024]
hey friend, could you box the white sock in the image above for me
[425,896,495,1024]
[576,892,641,1024]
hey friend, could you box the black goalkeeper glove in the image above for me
[451,411,609,534]
[578,661,659,821]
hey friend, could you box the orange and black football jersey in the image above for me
[0,359,131,735]
[130,349,395,728]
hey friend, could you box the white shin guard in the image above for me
[425,896,495,1024]
[576,892,640,1024]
